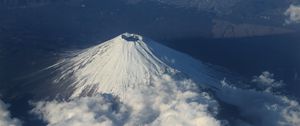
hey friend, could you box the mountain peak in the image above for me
[50,33,220,99]
[56,33,174,99]
[120,33,143,42]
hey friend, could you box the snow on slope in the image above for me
[50,33,220,99]
[32,33,223,126]
[33,33,300,126]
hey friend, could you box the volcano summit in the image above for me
[49,33,221,99]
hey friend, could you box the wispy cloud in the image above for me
[217,72,300,126]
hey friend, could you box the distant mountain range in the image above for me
[0,0,298,38]
[126,0,240,15]
[212,20,294,38]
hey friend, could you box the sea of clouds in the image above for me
[1,67,300,126]
[30,72,300,126]
[1,70,300,126]
[32,75,221,126]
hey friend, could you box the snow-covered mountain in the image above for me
[49,33,222,99]
[32,33,300,126]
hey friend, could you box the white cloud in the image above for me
[219,73,300,126]
[285,4,300,24]
[32,95,128,126]
[252,71,284,92]
[279,97,300,126]
[32,75,221,126]
[32,72,300,126]
[0,99,21,126]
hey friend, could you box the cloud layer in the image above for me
[0,99,21,126]
[32,68,300,126]
[32,72,300,126]
[218,78,300,126]
[285,4,300,24]
[32,75,221,126]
